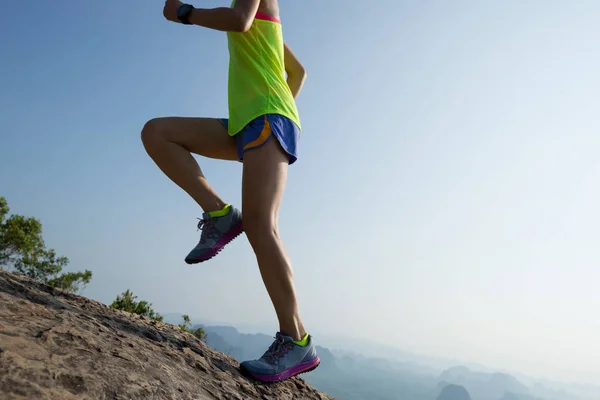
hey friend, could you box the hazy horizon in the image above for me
[153,312,600,389]
[2,0,599,386]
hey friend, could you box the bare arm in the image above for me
[284,42,307,99]
[163,0,260,32]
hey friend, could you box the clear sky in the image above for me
[1,0,599,385]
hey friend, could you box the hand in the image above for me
[163,0,184,23]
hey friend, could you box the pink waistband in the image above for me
[255,11,280,23]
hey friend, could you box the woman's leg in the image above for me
[141,116,237,212]
[241,137,305,341]
[239,136,319,383]
[141,117,243,263]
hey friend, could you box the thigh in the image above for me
[242,137,289,225]
[149,116,238,161]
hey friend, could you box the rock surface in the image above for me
[0,271,334,400]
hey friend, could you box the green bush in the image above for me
[0,196,92,293]
[179,314,207,341]
[110,289,163,322]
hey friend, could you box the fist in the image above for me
[163,0,183,23]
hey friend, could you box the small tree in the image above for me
[178,314,207,341]
[0,196,92,293]
[110,289,163,322]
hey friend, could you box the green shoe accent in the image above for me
[293,333,310,347]
[208,204,231,218]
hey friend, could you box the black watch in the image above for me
[177,4,194,25]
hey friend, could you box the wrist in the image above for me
[177,4,195,25]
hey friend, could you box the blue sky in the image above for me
[1,0,599,385]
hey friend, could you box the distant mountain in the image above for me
[515,375,599,400]
[437,384,472,400]
[439,366,531,400]
[202,325,275,362]
[498,393,524,400]
[313,332,472,372]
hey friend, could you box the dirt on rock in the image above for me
[0,271,334,400]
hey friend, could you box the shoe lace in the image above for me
[263,333,293,364]
[197,217,215,244]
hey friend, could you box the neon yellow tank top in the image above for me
[226,2,301,136]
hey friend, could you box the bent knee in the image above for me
[140,118,165,148]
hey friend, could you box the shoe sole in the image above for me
[239,356,321,383]
[185,223,244,264]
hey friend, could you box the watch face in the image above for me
[178,4,191,18]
